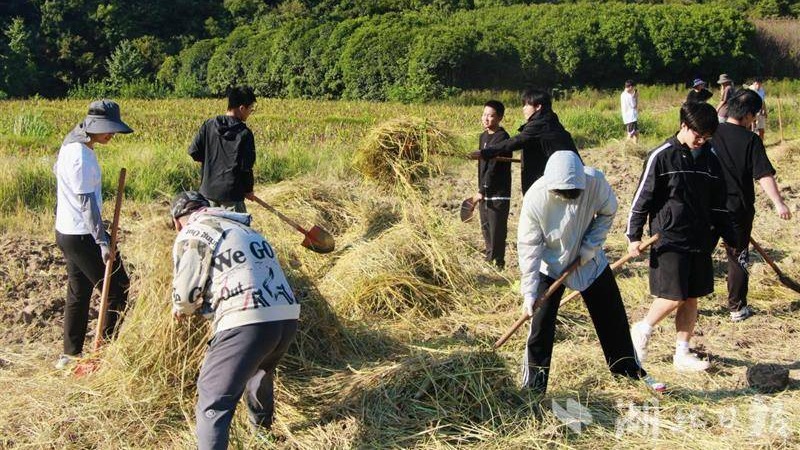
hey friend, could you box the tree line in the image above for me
[0,0,797,100]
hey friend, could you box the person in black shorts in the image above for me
[625,102,737,372]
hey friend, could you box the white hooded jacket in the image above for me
[517,151,616,303]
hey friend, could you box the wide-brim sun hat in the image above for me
[83,99,134,134]
[692,78,706,88]
[717,74,733,84]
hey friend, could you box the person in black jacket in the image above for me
[469,88,579,194]
[686,78,713,103]
[626,102,737,373]
[473,100,511,268]
[712,89,791,322]
[189,86,257,212]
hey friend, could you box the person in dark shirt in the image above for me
[626,102,737,373]
[712,89,792,321]
[473,100,511,268]
[469,88,579,194]
[686,78,713,103]
[189,86,257,212]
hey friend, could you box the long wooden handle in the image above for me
[494,259,580,349]
[250,195,307,234]
[559,234,660,306]
[491,157,521,163]
[92,168,126,352]
[749,236,783,276]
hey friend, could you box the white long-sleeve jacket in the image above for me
[517,151,616,303]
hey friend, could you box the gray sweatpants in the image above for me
[196,319,297,450]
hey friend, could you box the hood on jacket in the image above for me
[213,116,248,140]
[541,150,586,191]
[189,207,252,227]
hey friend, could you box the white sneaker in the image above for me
[673,351,710,372]
[730,305,753,322]
[54,354,80,370]
[630,322,651,364]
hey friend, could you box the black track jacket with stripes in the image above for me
[626,136,737,253]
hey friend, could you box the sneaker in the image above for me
[630,322,651,364]
[730,305,753,322]
[54,354,80,370]
[673,351,710,372]
[643,375,667,393]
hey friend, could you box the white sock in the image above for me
[675,341,690,354]
[636,321,653,335]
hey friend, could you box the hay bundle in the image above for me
[319,350,525,444]
[321,217,471,320]
[353,117,458,185]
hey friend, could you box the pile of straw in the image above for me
[353,117,458,185]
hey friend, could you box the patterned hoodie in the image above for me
[171,208,299,335]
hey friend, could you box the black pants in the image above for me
[726,213,754,312]
[196,320,298,450]
[479,199,510,268]
[523,266,644,393]
[55,231,130,356]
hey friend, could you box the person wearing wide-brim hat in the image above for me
[686,78,712,103]
[53,99,133,369]
[715,73,735,123]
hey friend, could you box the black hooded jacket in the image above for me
[626,136,737,252]
[479,109,579,193]
[478,127,511,198]
[189,115,255,203]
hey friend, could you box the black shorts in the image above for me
[649,250,714,300]
[625,121,638,135]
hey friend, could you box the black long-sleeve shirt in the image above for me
[479,109,578,193]
[626,136,737,252]
[189,115,256,203]
[478,127,511,198]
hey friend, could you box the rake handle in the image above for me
[749,237,784,276]
[494,260,580,349]
[559,234,661,306]
[92,168,126,352]
[250,195,308,234]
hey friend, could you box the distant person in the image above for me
[170,191,299,450]
[473,100,512,269]
[748,78,767,140]
[627,102,736,372]
[189,86,257,213]
[686,78,713,103]
[53,99,133,369]
[715,74,734,123]
[517,151,664,394]
[470,88,579,194]
[712,89,791,322]
[620,79,639,143]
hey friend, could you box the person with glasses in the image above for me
[626,102,737,372]
[189,85,258,213]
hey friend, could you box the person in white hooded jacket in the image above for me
[170,191,299,450]
[517,151,661,394]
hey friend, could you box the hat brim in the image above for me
[84,117,134,134]
[692,81,705,88]
[717,78,731,84]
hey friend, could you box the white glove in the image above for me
[579,246,597,266]
[522,293,536,317]
[99,243,111,265]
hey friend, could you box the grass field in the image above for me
[0,85,799,449]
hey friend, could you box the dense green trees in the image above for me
[0,0,795,99]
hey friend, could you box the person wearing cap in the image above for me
[620,79,639,143]
[170,191,299,450]
[517,151,663,394]
[53,99,133,369]
[189,86,257,213]
[686,78,713,103]
[715,73,735,123]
